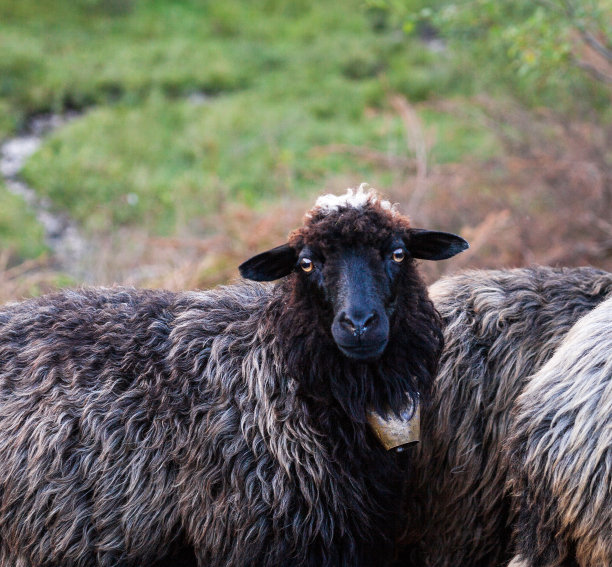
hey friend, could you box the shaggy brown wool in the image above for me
[396,266,612,567]
[507,296,612,567]
[0,193,447,567]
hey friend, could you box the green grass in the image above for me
[0,2,260,116]
[23,93,496,234]
[0,100,17,141]
[421,109,500,163]
[0,182,47,263]
[22,93,392,233]
[4,0,496,239]
[0,0,434,115]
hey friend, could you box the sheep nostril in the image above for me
[362,312,377,331]
[339,313,357,334]
[340,312,377,337]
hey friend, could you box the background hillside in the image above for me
[1,0,610,301]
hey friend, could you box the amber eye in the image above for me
[300,258,314,273]
[392,248,405,263]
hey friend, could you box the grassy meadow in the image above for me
[0,0,610,300]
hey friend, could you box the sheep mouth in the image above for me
[336,339,388,361]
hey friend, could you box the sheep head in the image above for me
[240,185,468,361]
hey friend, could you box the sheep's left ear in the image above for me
[239,243,298,281]
[405,229,469,260]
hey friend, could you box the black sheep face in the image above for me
[240,186,468,361]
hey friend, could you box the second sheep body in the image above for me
[399,266,612,567]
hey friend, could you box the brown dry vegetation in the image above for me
[415,102,612,281]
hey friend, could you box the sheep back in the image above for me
[0,284,266,566]
[0,281,409,567]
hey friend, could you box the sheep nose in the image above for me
[339,311,378,337]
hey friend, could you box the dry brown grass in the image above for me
[0,252,66,304]
[386,95,612,282]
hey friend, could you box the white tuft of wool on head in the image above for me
[311,183,396,216]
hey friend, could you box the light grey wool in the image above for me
[507,296,612,567]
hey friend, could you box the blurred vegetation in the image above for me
[21,95,496,234]
[373,0,612,270]
[0,0,610,296]
[3,0,494,242]
[375,0,611,110]
[0,181,47,260]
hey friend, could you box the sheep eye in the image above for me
[300,258,314,273]
[392,248,405,263]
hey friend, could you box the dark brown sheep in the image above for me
[396,266,612,567]
[0,186,467,567]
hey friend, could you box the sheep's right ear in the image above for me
[239,244,298,281]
